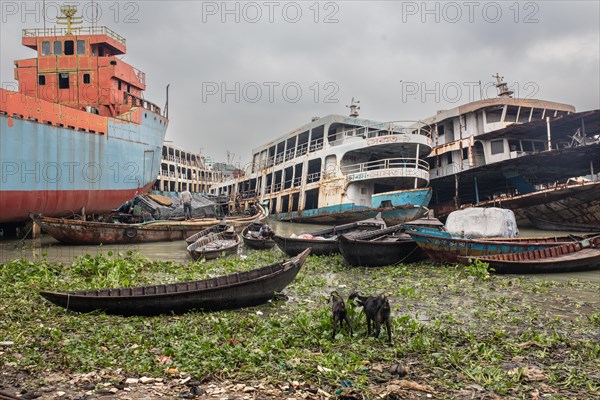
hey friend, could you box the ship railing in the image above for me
[169,171,176,178]
[296,143,308,156]
[307,172,321,183]
[341,158,429,174]
[330,122,432,146]
[309,139,324,152]
[273,183,282,192]
[275,154,284,164]
[266,157,275,168]
[161,170,169,176]
[167,155,175,162]
[284,148,296,161]
[124,92,161,115]
[265,185,272,193]
[293,177,302,187]
[22,26,127,47]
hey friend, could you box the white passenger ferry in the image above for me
[211,100,433,224]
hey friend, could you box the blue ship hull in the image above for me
[0,112,167,223]
[275,188,432,225]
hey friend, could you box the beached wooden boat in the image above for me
[185,222,231,245]
[273,214,387,256]
[36,207,265,245]
[242,221,276,250]
[40,249,311,315]
[339,224,426,267]
[526,214,600,233]
[404,225,587,263]
[457,236,600,273]
[187,230,240,261]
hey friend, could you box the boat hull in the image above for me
[40,249,311,315]
[458,238,600,273]
[405,226,582,263]
[275,188,432,225]
[338,234,426,267]
[273,235,339,256]
[242,224,276,250]
[0,101,167,223]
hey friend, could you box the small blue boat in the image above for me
[404,225,584,263]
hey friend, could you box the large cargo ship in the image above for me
[211,100,433,225]
[0,6,168,224]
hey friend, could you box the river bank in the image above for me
[1,246,598,399]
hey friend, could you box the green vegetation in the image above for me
[1,250,598,399]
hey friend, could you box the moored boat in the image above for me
[187,231,240,261]
[273,214,386,256]
[338,224,426,267]
[457,236,600,273]
[404,225,586,264]
[185,222,231,245]
[37,211,262,245]
[242,221,276,250]
[40,249,311,315]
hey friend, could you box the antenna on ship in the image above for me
[493,73,514,98]
[57,5,82,35]
[347,97,360,117]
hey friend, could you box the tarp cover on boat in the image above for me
[116,193,218,220]
[445,208,519,238]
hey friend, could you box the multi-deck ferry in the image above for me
[0,6,168,224]
[415,75,599,227]
[211,101,433,225]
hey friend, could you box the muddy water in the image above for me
[1,219,598,286]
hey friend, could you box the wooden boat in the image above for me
[339,224,427,267]
[273,214,387,256]
[185,222,231,245]
[187,230,240,261]
[404,225,588,264]
[36,206,265,245]
[457,236,600,273]
[39,249,311,315]
[526,214,600,233]
[242,221,276,250]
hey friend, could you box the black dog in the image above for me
[349,292,392,343]
[330,291,352,340]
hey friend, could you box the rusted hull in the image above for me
[405,226,582,264]
[458,237,600,273]
[527,215,600,233]
[473,181,600,227]
[40,249,311,315]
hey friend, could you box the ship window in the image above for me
[485,106,503,123]
[53,41,62,55]
[522,141,534,152]
[491,140,504,155]
[58,73,69,89]
[504,106,519,122]
[508,139,520,152]
[83,73,91,84]
[518,107,531,123]
[64,40,74,55]
[38,75,46,85]
[77,40,85,54]
[531,108,544,120]
[41,41,50,56]
[118,80,122,91]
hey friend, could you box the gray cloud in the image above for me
[1,0,598,164]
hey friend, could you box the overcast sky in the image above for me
[1,1,599,166]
